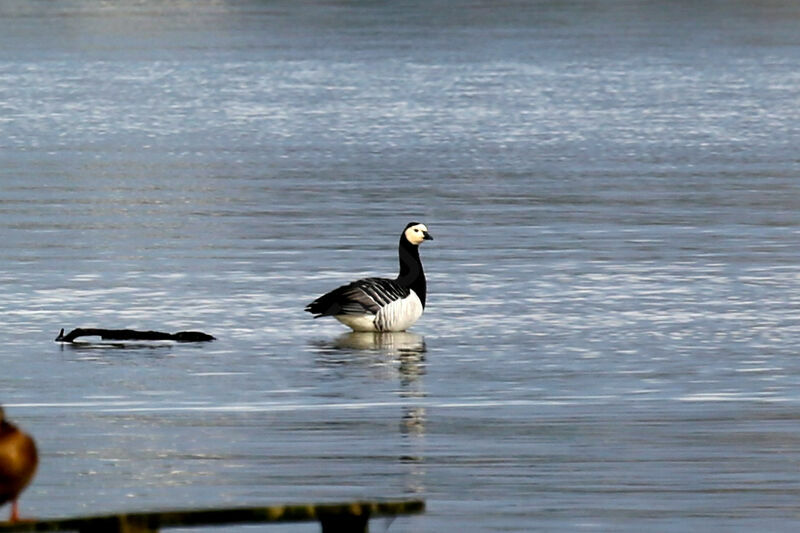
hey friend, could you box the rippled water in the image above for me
[2,1,800,531]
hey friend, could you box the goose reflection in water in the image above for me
[311,332,427,389]
[311,331,427,423]
[326,331,426,357]
[310,332,426,391]
[311,332,428,496]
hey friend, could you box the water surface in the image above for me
[2,1,800,531]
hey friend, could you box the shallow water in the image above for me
[2,1,800,531]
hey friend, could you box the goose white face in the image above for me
[404,223,431,245]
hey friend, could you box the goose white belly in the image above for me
[335,290,424,332]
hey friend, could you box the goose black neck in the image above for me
[396,236,427,308]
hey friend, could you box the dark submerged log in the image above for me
[56,328,215,343]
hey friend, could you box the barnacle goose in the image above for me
[305,222,433,332]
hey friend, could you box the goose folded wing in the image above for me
[306,278,410,317]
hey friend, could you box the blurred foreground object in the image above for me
[0,407,38,523]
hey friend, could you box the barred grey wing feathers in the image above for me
[305,278,410,317]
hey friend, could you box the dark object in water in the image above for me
[55,328,216,343]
